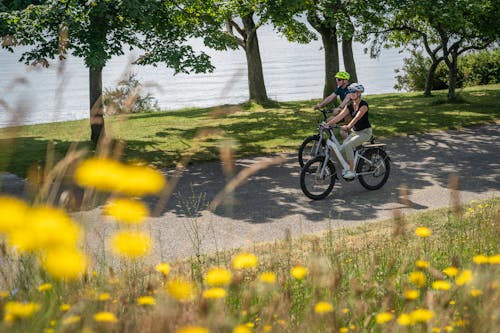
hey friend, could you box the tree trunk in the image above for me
[89,67,104,146]
[321,29,340,99]
[242,14,268,104]
[342,37,358,83]
[446,53,459,101]
[424,59,440,96]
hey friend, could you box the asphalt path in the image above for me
[2,124,499,262]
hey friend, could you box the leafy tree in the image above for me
[367,0,500,100]
[222,0,314,104]
[1,0,232,144]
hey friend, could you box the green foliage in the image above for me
[102,73,160,114]
[395,49,499,92]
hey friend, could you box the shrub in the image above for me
[103,72,160,114]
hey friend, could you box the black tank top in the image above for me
[347,100,371,131]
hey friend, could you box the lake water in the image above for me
[0,25,408,128]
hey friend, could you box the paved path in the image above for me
[2,124,499,262]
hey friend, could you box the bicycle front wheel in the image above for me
[300,156,336,200]
[357,148,390,190]
[298,135,325,168]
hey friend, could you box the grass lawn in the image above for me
[1,84,499,178]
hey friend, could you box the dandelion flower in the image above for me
[117,164,166,196]
[177,326,210,333]
[258,272,277,284]
[375,312,394,324]
[397,313,413,326]
[93,311,117,323]
[443,266,459,277]
[137,296,156,305]
[456,270,473,286]
[472,255,488,265]
[415,227,431,237]
[432,280,451,290]
[314,301,334,314]
[103,198,149,224]
[155,262,171,276]
[232,253,258,270]
[0,291,9,298]
[470,288,482,297]
[408,271,426,287]
[42,248,88,280]
[204,267,232,286]
[410,309,434,323]
[488,254,500,264]
[202,287,227,299]
[291,265,309,280]
[59,304,71,312]
[232,326,251,333]
[416,260,429,269]
[110,230,151,259]
[403,289,420,300]
[3,302,40,322]
[167,278,197,302]
[98,293,111,301]
[0,196,27,233]
[38,283,52,292]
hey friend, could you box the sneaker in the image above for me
[342,169,355,179]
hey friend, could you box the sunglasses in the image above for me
[336,78,344,81]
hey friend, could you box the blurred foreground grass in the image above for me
[1,84,499,178]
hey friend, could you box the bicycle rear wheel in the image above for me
[357,148,390,190]
[300,156,336,200]
[298,135,325,168]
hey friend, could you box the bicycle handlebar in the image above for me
[316,108,333,121]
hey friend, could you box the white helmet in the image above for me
[348,83,364,93]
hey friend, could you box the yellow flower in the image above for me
[8,205,81,253]
[258,272,277,284]
[103,198,149,224]
[416,260,429,269]
[59,304,71,312]
[403,289,420,300]
[470,288,482,297]
[98,293,111,301]
[408,271,426,287]
[410,309,434,323]
[155,262,171,276]
[38,283,52,292]
[62,315,81,326]
[472,255,488,265]
[233,324,251,333]
[137,296,156,305]
[167,278,197,302]
[444,325,453,332]
[415,227,431,237]
[432,280,452,291]
[3,302,40,322]
[314,301,334,314]
[42,248,88,280]
[202,287,227,299]
[291,265,309,280]
[376,312,394,324]
[397,313,413,326]
[0,291,9,298]
[204,267,232,286]
[110,230,151,259]
[456,270,473,286]
[232,253,258,270]
[177,326,210,333]
[341,308,350,314]
[488,254,500,264]
[443,266,459,277]
[93,311,117,323]
[75,158,165,196]
[0,196,27,234]
[340,327,349,333]
[432,327,441,332]
[264,325,272,332]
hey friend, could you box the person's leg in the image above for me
[341,128,372,171]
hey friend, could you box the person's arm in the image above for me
[331,94,352,115]
[326,107,350,126]
[314,92,337,109]
[342,105,368,131]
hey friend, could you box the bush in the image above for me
[103,72,160,114]
[394,48,499,92]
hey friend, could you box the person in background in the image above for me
[314,71,352,138]
[324,83,372,179]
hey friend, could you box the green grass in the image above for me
[1,84,499,177]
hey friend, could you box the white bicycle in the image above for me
[300,123,391,200]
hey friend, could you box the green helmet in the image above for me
[335,71,350,80]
